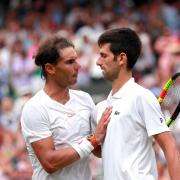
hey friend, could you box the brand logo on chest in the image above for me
[114,111,120,115]
[67,112,76,117]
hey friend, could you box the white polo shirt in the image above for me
[21,89,95,180]
[93,78,169,180]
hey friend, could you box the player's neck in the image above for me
[43,82,70,105]
[111,71,132,95]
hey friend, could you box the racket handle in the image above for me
[166,119,174,127]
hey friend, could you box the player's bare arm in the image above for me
[31,137,79,174]
[154,131,180,180]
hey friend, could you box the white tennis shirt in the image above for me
[93,78,169,180]
[21,89,95,180]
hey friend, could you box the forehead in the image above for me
[99,43,112,54]
[60,46,77,60]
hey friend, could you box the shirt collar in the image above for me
[107,78,135,100]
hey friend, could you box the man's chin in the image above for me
[70,79,77,86]
[103,75,112,81]
[103,73,109,80]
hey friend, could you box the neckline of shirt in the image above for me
[41,89,73,107]
[107,78,135,100]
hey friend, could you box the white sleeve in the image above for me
[21,104,52,144]
[137,90,170,136]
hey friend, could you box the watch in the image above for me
[86,134,99,148]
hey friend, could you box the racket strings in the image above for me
[161,77,180,118]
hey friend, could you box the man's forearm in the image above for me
[37,147,80,174]
[165,147,180,180]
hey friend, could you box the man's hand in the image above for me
[94,106,112,144]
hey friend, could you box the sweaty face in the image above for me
[96,43,120,81]
[53,47,80,87]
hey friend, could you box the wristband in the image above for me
[86,134,99,148]
[71,138,94,159]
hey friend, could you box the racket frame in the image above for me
[158,72,180,127]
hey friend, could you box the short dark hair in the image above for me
[34,35,74,78]
[98,27,142,70]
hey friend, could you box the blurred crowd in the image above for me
[0,0,180,179]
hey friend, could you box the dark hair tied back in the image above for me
[34,35,74,78]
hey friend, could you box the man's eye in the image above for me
[66,59,75,64]
[101,54,106,58]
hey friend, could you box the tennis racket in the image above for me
[158,72,180,127]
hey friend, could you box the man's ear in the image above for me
[45,63,55,75]
[118,52,127,66]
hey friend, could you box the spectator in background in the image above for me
[134,22,156,77]
[75,48,91,88]
[0,94,32,180]
[155,34,180,88]
[161,0,180,33]
[0,38,11,97]
[89,43,104,84]
[0,96,19,132]
[10,39,35,97]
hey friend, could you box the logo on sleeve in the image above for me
[160,118,163,123]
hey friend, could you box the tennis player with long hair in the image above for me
[93,27,180,180]
[20,35,112,180]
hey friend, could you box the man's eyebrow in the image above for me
[100,52,107,56]
[64,55,77,60]
[64,57,77,62]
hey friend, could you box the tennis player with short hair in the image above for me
[20,35,112,180]
[93,28,180,180]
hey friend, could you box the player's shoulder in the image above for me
[22,90,45,111]
[134,82,154,96]
[133,82,158,104]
